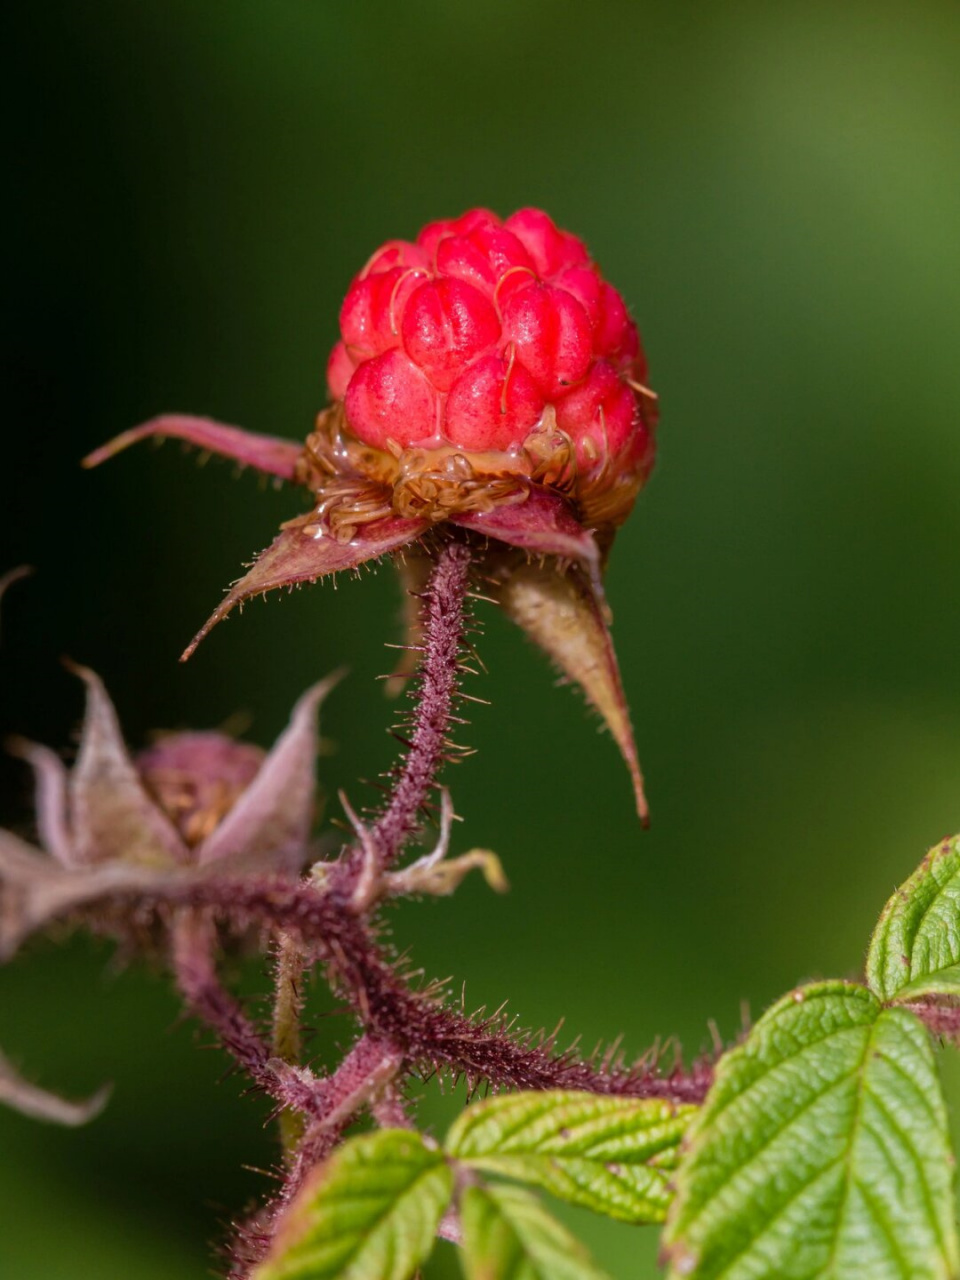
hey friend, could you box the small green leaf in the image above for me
[662,981,959,1280]
[459,1183,612,1280]
[445,1089,694,1223]
[252,1129,453,1280]
[867,834,960,1001]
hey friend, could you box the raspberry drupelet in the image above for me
[85,208,659,818]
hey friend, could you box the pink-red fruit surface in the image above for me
[328,208,653,479]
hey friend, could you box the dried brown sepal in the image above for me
[0,828,310,962]
[6,740,74,865]
[198,673,342,867]
[0,826,173,959]
[490,559,648,823]
[388,847,509,899]
[65,662,188,867]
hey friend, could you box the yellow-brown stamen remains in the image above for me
[294,401,644,542]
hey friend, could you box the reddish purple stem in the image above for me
[171,910,404,1121]
[171,911,273,1083]
[163,881,710,1104]
[222,1033,404,1279]
[341,538,473,884]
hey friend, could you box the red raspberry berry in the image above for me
[327,207,657,520]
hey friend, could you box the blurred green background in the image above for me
[3,1,960,1275]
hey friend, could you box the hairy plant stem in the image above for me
[162,882,711,1104]
[171,909,274,1088]
[170,909,405,1122]
[226,1034,404,1279]
[341,536,473,890]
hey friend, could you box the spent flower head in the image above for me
[1,661,335,957]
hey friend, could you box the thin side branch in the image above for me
[225,1034,403,1280]
[271,934,308,1157]
[163,883,711,1104]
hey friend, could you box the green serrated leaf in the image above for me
[252,1129,453,1280]
[459,1182,612,1280]
[662,981,959,1280]
[867,835,960,1002]
[445,1089,694,1223]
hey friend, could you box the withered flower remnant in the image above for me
[85,208,658,818]
[1,664,337,959]
[0,647,337,1129]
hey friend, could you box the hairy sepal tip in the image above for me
[82,415,304,481]
[180,514,428,660]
